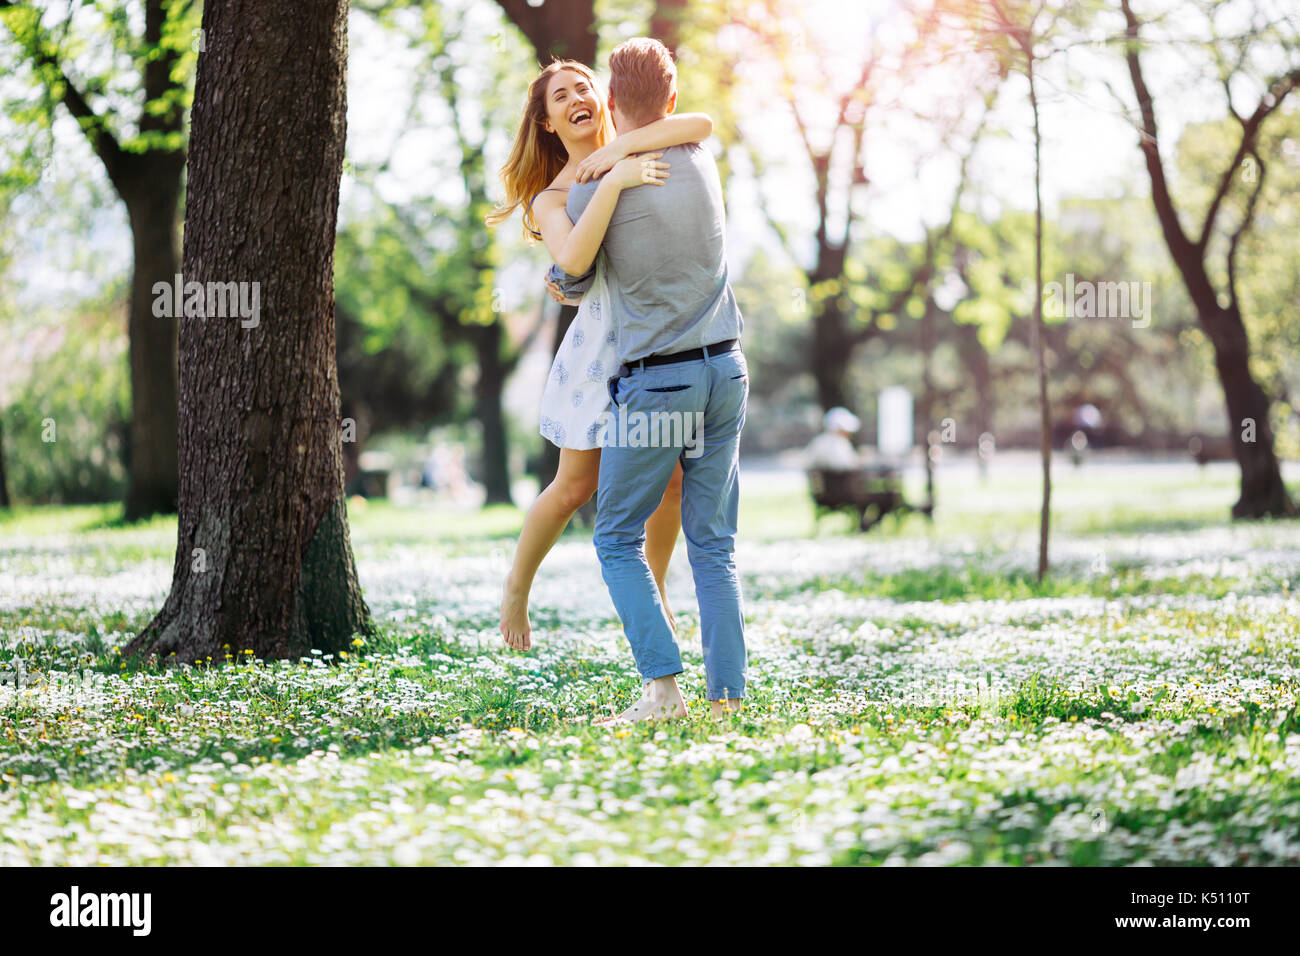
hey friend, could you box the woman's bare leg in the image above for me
[500,447,600,651]
[644,461,683,632]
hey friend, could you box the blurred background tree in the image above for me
[0,0,197,519]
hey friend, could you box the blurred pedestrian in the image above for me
[805,406,863,471]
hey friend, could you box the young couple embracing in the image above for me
[486,38,748,725]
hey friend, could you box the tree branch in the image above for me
[0,0,129,185]
[1120,0,1197,268]
[1226,147,1265,313]
[1199,66,1300,251]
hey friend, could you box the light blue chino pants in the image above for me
[593,344,749,700]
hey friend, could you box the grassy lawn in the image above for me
[1,458,1298,865]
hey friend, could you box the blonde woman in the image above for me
[486,59,712,652]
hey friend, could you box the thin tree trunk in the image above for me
[921,297,936,508]
[126,0,371,663]
[1029,57,1051,581]
[0,419,10,508]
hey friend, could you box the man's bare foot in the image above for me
[594,675,686,726]
[710,698,743,720]
[499,575,531,651]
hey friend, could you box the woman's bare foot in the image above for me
[594,676,687,726]
[500,575,531,651]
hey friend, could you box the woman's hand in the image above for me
[608,152,669,191]
[545,274,582,306]
[575,141,628,183]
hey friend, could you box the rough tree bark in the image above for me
[125,0,372,663]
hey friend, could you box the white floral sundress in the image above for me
[539,248,618,450]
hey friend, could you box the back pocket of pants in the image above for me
[646,384,691,392]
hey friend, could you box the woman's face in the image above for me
[542,69,602,144]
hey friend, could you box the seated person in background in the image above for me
[805,406,864,471]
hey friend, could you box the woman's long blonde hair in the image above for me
[485,59,616,243]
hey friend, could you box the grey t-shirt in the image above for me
[554,142,743,364]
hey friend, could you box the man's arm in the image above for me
[575,113,713,183]
[535,154,668,276]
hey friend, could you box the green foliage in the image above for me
[4,309,130,505]
[0,0,198,181]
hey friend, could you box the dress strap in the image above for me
[528,186,570,208]
[526,186,570,238]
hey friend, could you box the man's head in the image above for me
[607,38,677,132]
[824,407,861,439]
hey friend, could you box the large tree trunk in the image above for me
[126,0,372,663]
[121,165,183,520]
[1202,303,1294,518]
[811,297,854,412]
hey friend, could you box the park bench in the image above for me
[1187,434,1234,466]
[807,465,933,532]
[347,449,395,498]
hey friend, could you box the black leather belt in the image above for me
[619,338,739,377]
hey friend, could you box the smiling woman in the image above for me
[484,59,616,243]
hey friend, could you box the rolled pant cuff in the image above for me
[707,686,746,701]
[640,663,684,682]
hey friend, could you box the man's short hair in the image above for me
[609,38,677,126]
